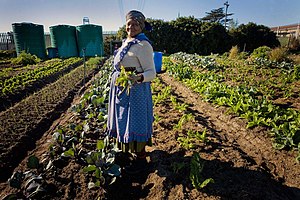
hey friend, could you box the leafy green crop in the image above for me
[167,53,300,161]
[173,113,194,130]
[152,85,172,105]
[190,153,214,189]
[11,51,41,65]
[83,137,121,188]
[0,57,81,97]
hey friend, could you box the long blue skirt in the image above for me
[107,71,153,146]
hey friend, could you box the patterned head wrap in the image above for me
[126,10,152,31]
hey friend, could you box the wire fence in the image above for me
[0,32,14,50]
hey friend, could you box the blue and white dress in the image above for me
[107,33,156,152]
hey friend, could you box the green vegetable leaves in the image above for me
[167,53,300,161]
[115,66,135,95]
[190,153,214,189]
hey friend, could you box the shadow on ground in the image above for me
[106,149,300,200]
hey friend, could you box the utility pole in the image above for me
[297,23,299,39]
[224,1,229,30]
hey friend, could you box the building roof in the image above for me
[270,23,299,31]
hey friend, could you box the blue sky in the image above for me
[0,0,299,33]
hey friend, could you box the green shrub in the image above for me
[289,54,300,65]
[289,36,300,52]
[250,46,271,59]
[229,46,239,59]
[221,52,229,59]
[294,64,300,80]
[86,57,104,68]
[238,51,249,59]
[269,47,289,63]
[0,50,16,59]
[11,51,41,65]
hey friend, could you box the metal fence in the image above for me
[0,32,14,50]
[0,32,52,51]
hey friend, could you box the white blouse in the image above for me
[115,38,156,82]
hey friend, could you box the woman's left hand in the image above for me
[128,74,143,83]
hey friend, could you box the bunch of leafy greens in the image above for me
[115,66,136,95]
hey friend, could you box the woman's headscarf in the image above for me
[126,10,152,31]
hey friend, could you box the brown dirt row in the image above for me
[0,72,299,199]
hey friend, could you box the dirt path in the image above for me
[0,73,299,200]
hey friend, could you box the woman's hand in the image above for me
[128,74,144,83]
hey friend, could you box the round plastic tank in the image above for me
[12,23,46,59]
[49,25,78,58]
[76,24,104,57]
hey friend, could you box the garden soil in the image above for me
[0,73,299,200]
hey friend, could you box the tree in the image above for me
[168,16,201,53]
[229,22,280,52]
[199,22,232,55]
[201,7,233,26]
[103,34,121,55]
[115,16,232,55]
[145,19,173,53]
[116,26,127,40]
[228,19,239,31]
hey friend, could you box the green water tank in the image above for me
[12,22,46,59]
[49,25,78,58]
[76,24,104,57]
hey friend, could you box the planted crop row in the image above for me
[0,57,82,97]
[0,57,101,180]
[219,57,300,100]
[152,77,214,189]
[166,53,300,161]
[171,52,300,102]
[0,58,83,112]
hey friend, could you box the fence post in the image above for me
[82,48,86,86]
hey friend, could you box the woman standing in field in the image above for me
[107,10,156,174]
